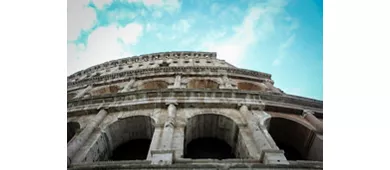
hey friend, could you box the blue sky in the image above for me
[67,0,323,100]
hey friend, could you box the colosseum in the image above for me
[67,51,323,170]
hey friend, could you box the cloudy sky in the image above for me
[67,0,323,100]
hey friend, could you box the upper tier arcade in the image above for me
[67,51,270,86]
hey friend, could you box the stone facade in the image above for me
[67,51,323,170]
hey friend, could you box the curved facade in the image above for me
[67,51,323,170]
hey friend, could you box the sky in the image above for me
[67,0,323,100]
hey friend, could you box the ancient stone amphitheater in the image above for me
[67,51,323,170]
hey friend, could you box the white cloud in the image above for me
[202,0,288,67]
[272,33,296,66]
[67,23,143,75]
[172,19,191,33]
[92,0,113,9]
[203,7,265,66]
[67,0,97,41]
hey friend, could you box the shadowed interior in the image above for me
[110,139,152,160]
[107,116,155,161]
[67,122,80,143]
[267,117,316,160]
[184,114,247,159]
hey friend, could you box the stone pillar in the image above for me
[172,125,185,160]
[255,111,279,149]
[303,110,323,134]
[173,75,181,88]
[161,103,177,149]
[75,85,92,98]
[150,103,177,165]
[239,105,271,151]
[169,75,182,88]
[147,125,163,160]
[120,78,135,92]
[67,109,108,166]
[239,104,288,165]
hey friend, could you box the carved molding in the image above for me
[68,66,272,88]
[67,89,323,117]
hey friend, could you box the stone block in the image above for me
[150,150,174,165]
[260,149,289,165]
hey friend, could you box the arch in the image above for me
[183,114,248,159]
[90,85,121,96]
[84,116,155,162]
[267,117,322,161]
[263,114,315,131]
[67,122,80,143]
[138,80,169,90]
[187,79,219,89]
[237,82,265,91]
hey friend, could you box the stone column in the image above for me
[120,78,135,92]
[239,105,271,151]
[161,103,177,149]
[75,85,92,98]
[239,104,288,165]
[67,109,108,166]
[173,75,181,88]
[303,110,323,134]
[169,75,182,88]
[147,125,163,160]
[150,103,177,165]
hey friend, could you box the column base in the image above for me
[260,149,289,165]
[150,150,174,165]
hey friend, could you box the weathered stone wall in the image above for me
[67,51,323,169]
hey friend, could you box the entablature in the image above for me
[67,66,272,89]
[67,89,323,117]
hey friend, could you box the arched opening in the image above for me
[267,117,321,161]
[67,122,80,143]
[184,114,246,159]
[80,116,156,162]
[237,82,265,91]
[107,116,155,161]
[138,80,169,90]
[90,85,121,96]
[187,79,219,89]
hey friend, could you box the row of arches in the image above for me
[68,113,322,162]
[68,80,270,100]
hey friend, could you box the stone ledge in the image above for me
[68,161,323,170]
[67,89,322,113]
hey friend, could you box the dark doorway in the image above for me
[268,117,314,160]
[110,139,152,160]
[185,137,235,159]
[67,122,80,143]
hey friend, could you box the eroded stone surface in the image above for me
[67,51,323,169]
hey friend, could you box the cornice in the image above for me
[67,66,272,89]
[68,51,219,79]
